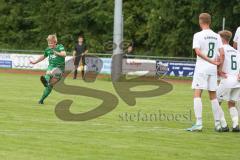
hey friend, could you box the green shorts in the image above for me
[46,66,64,80]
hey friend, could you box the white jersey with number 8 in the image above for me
[193,29,223,75]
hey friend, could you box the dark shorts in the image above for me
[74,55,86,66]
[74,55,81,66]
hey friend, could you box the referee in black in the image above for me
[73,35,88,79]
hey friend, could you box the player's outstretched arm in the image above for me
[30,55,46,65]
[194,48,220,65]
[53,50,66,57]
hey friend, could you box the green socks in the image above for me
[44,74,52,84]
[39,74,53,103]
[39,85,53,103]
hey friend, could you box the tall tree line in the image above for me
[0,0,240,57]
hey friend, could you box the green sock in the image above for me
[40,85,53,102]
[44,74,52,84]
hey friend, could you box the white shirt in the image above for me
[193,29,223,75]
[220,44,240,88]
[222,44,240,75]
[233,27,240,52]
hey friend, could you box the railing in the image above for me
[0,49,42,54]
[0,49,196,62]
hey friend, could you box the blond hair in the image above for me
[219,30,232,43]
[46,34,57,43]
[199,13,211,25]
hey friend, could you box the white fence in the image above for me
[0,52,196,77]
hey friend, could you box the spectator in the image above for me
[73,35,88,79]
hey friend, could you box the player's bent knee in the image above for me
[194,89,202,98]
[208,91,217,99]
[46,71,53,75]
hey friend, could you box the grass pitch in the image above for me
[0,73,239,160]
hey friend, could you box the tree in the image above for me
[0,0,240,57]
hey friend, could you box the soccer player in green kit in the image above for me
[30,34,66,104]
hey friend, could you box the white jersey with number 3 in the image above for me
[193,29,223,75]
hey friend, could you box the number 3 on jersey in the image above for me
[207,42,215,58]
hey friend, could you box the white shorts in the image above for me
[192,73,217,91]
[217,82,240,102]
[46,67,63,79]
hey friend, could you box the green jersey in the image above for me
[44,44,65,70]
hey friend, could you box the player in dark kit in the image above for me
[73,35,88,79]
